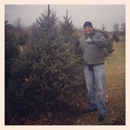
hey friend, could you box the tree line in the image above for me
[113,23,125,35]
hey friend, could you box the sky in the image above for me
[5,4,125,31]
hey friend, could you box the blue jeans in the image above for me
[84,64,107,115]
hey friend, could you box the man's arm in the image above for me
[92,33,109,48]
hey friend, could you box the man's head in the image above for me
[83,21,93,35]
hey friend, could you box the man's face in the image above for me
[84,26,93,35]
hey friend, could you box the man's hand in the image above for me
[86,36,93,44]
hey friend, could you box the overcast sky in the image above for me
[5,4,125,31]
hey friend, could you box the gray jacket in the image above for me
[75,31,108,65]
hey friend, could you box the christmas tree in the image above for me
[6,6,84,122]
[5,21,20,87]
[60,10,78,44]
[94,25,115,57]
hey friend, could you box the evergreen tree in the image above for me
[6,8,84,121]
[5,21,20,87]
[60,10,78,43]
[95,29,115,56]
[112,33,120,43]
[36,6,58,43]
[5,21,21,124]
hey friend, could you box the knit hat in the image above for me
[83,21,93,28]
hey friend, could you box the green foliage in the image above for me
[95,29,115,56]
[5,10,84,122]
[36,10,58,42]
[60,15,78,43]
[5,21,20,87]
[7,37,83,119]
[112,33,120,43]
[18,33,28,45]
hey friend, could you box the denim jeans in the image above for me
[84,64,107,115]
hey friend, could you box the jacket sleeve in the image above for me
[74,40,83,54]
[92,33,108,48]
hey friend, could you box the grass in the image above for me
[105,41,125,125]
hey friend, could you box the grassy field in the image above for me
[105,40,125,125]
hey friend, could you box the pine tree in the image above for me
[5,21,20,87]
[36,5,58,43]
[60,10,78,43]
[7,7,84,121]
[5,21,21,124]
[112,33,120,43]
[95,28,115,56]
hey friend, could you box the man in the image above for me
[75,21,108,121]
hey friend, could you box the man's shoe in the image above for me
[83,108,97,114]
[98,114,106,122]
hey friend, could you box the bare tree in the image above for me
[120,22,125,35]
[14,17,24,29]
[113,23,119,33]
